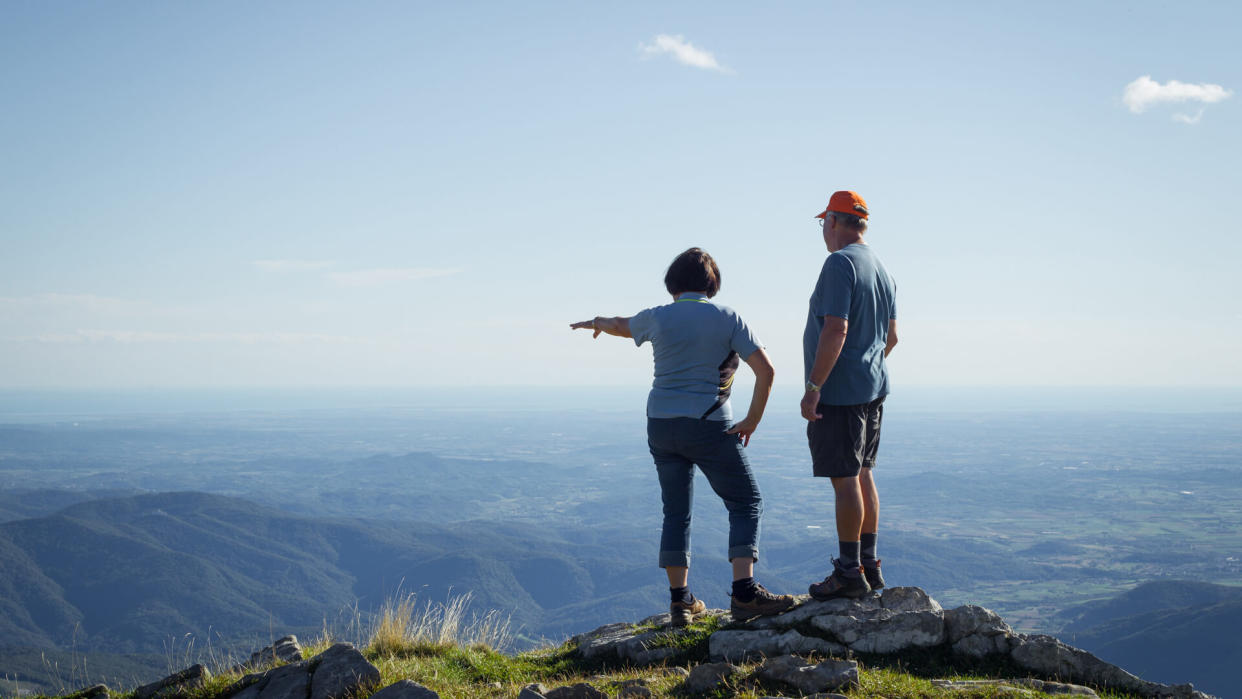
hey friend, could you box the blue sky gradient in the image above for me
[2,1,1238,389]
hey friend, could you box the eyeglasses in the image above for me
[814,216,826,228]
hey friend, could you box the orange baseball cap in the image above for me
[815,190,869,220]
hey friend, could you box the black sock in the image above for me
[670,586,691,604]
[837,541,861,576]
[731,577,757,602]
[860,532,878,567]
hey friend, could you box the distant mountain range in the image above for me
[1,490,1236,696]
[1057,580,1242,698]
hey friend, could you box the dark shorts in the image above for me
[807,395,885,478]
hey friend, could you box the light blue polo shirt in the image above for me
[630,294,763,422]
[803,243,897,406]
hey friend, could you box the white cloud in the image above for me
[638,34,728,72]
[1173,109,1204,125]
[1123,75,1231,114]
[251,259,335,271]
[326,267,461,287]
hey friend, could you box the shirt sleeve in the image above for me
[629,307,656,347]
[813,254,856,320]
[730,312,763,360]
[890,278,898,320]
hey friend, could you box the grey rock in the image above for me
[572,615,725,666]
[953,632,1012,658]
[309,643,382,699]
[518,682,548,698]
[944,604,1012,642]
[543,684,607,699]
[662,667,690,677]
[684,662,738,693]
[134,664,210,699]
[810,607,945,653]
[1009,634,1212,699]
[709,628,846,662]
[368,680,440,699]
[256,663,310,699]
[747,595,881,630]
[243,636,304,671]
[879,586,942,613]
[755,655,858,694]
[931,678,1099,696]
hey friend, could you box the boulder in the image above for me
[70,685,109,699]
[944,604,1011,642]
[517,682,548,698]
[746,595,881,630]
[309,643,382,699]
[572,613,725,666]
[368,680,440,699]
[755,655,858,694]
[254,663,310,699]
[879,586,942,613]
[709,628,845,662]
[684,662,738,693]
[134,664,210,699]
[239,636,304,671]
[810,606,945,653]
[1008,634,1211,699]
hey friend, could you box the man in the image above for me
[801,190,898,599]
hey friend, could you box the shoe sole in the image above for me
[730,600,794,622]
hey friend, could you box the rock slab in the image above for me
[310,643,382,699]
[134,664,210,699]
[756,655,859,694]
[684,662,738,694]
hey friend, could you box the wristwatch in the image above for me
[805,380,822,392]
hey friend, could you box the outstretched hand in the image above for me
[726,417,759,447]
[569,319,602,338]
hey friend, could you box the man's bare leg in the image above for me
[830,475,864,541]
[859,466,879,535]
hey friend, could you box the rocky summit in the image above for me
[61,586,1215,699]
[570,586,1214,699]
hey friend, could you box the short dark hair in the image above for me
[828,211,868,233]
[664,247,721,298]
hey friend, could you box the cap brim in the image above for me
[815,209,828,219]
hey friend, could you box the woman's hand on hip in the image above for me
[726,417,760,447]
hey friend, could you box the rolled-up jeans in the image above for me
[648,417,763,568]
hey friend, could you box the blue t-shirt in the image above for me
[630,294,763,422]
[803,243,897,406]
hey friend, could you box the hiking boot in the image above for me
[809,560,872,600]
[670,595,706,627]
[862,559,885,590]
[730,582,795,621]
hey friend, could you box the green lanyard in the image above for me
[675,297,710,304]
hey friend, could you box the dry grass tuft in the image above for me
[366,591,513,657]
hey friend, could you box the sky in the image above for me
[1,1,1239,391]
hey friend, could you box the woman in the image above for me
[570,247,794,625]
